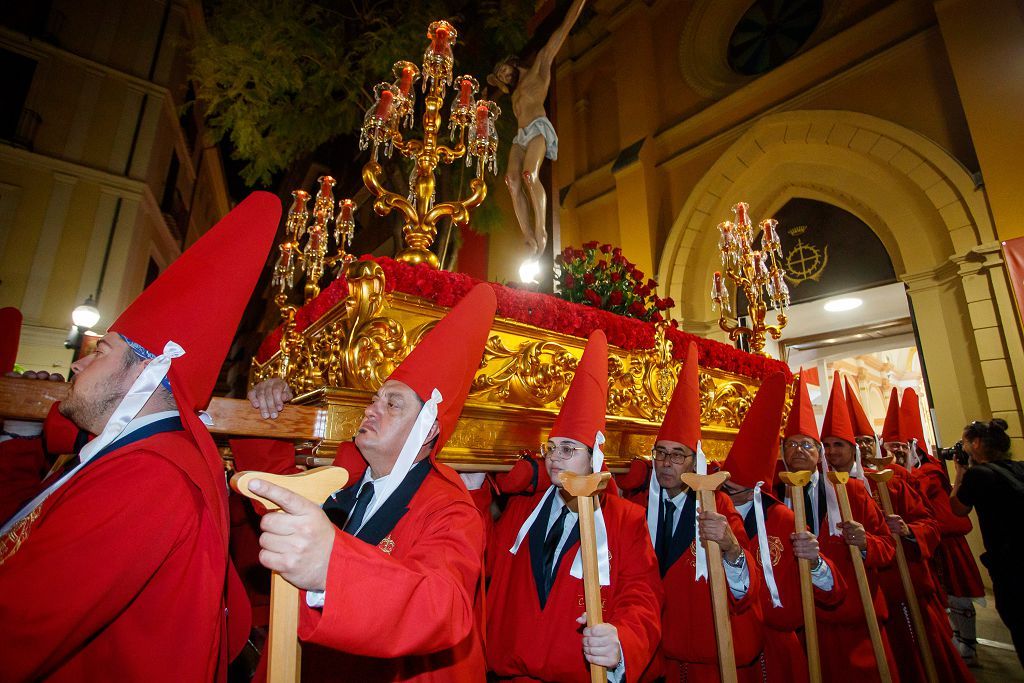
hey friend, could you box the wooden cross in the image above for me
[559,471,612,683]
[231,466,350,683]
[864,469,938,683]
[777,470,821,683]
[679,470,737,683]
[826,471,892,683]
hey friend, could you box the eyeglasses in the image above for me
[651,447,694,465]
[783,440,818,452]
[541,442,591,461]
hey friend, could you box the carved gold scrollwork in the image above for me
[471,337,578,405]
[699,372,754,428]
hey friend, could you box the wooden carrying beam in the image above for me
[0,377,321,440]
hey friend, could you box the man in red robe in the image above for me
[848,384,973,682]
[486,330,663,682]
[720,372,845,683]
[896,388,984,666]
[632,342,762,682]
[246,284,496,681]
[775,372,897,682]
[0,192,280,682]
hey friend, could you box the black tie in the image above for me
[656,498,675,572]
[542,506,571,598]
[803,483,816,533]
[344,481,374,534]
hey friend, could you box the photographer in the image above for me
[951,418,1024,666]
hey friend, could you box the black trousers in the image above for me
[993,573,1024,668]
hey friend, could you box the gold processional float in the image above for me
[247,21,791,471]
[0,21,792,472]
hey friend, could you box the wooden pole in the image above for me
[826,471,892,683]
[680,470,738,683]
[560,471,612,683]
[231,467,350,683]
[865,469,939,683]
[777,470,821,683]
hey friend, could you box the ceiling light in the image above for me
[823,297,862,312]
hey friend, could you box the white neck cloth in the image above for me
[1,341,184,536]
[510,431,611,587]
[355,388,442,534]
[752,481,782,607]
[819,453,842,537]
[693,440,709,582]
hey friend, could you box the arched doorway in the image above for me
[658,110,1022,451]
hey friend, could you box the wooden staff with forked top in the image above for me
[865,468,938,683]
[231,467,350,683]
[680,470,737,683]
[559,471,613,683]
[826,471,892,683]
[777,470,821,683]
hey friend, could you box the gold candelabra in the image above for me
[710,202,790,356]
[273,176,358,305]
[359,20,500,269]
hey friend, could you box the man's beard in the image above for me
[60,374,132,434]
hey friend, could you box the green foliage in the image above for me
[192,0,534,188]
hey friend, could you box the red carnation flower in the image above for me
[647,278,658,290]
[609,290,624,305]
[584,288,601,306]
[633,269,645,281]
[651,312,663,322]
[629,301,645,316]
[583,240,600,250]
[612,247,623,257]
[665,297,675,308]
[600,244,612,254]
[610,271,622,283]
[562,247,574,260]
[565,274,576,288]
[612,253,624,266]
[597,259,608,270]
[584,272,596,285]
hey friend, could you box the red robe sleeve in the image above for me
[918,468,973,537]
[889,477,941,562]
[0,453,204,681]
[849,484,895,569]
[298,489,484,658]
[607,501,664,678]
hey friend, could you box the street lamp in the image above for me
[65,295,100,351]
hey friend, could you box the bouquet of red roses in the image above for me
[554,242,675,322]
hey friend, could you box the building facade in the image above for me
[0,0,232,374]
[501,0,1024,456]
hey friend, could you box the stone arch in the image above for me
[658,109,994,323]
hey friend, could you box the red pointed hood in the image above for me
[658,342,701,450]
[881,388,901,442]
[784,370,819,442]
[108,191,282,553]
[821,372,856,445]
[549,330,608,448]
[844,377,874,437]
[0,307,22,374]
[109,192,282,411]
[723,372,787,488]
[900,387,931,456]
[388,283,497,458]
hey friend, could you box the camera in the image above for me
[937,440,969,466]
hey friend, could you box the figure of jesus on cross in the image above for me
[488,0,587,256]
